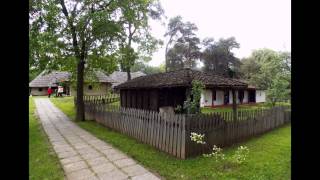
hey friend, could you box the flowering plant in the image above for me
[190,132,206,144]
[230,146,249,164]
[203,145,225,161]
[190,132,249,165]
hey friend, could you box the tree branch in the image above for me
[60,0,80,59]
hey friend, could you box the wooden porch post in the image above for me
[232,89,237,121]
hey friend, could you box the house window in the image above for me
[88,85,93,90]
[38,88,42,91]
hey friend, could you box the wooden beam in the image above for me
[232,89,237,121]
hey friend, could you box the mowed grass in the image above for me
[201,102,291,114]
[51,97,291,180]
[29,97,65,180]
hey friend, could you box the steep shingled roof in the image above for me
[115,68,248,89]
[29,70,115,88]
[109,71,146,88]
[94,71,116,83]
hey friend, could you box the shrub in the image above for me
[190,132,249,165]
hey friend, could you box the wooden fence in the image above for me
[83,98,291,159]
[74,94,120,105]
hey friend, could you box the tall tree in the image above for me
[201,37,241,77]
[166,20,201,71]
[239,49,291,103]
[117,0,164,80]
[164,16,184,72]
[30,0,164,120]
[30,0,129,121]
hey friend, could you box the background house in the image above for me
[77,71,115,96]
[115,68,248,111]
[29,70,115,96]
[109,71,146,90]
[29,71,71,96]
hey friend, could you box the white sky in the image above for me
[148,0,291,66]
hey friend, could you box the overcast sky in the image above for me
[147,0,291,66]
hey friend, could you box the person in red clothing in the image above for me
[47,87,52,98]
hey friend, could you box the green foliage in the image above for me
[29,0,163,84]
[240,49,291,104]
[165,17,201,71]
[201,37,241,78]
[266,75,290,106]
[131,61,165,75]
[117,0,164,78]
[183,80,205,114]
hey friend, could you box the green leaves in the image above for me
[183,80,205,114]
[201,37,241,77]
[239,49,291,104]
[165,16,201,71]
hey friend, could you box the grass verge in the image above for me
[29,97,65,180]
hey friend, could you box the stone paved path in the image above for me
[34,98,160,180]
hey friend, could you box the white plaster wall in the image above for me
[200,90,212,107]
[214,90,225,106]
[71,83,111,96]
[229,90,241,104]
[243,90,248,103]
[30,87,48,96]
[256,90,266,103]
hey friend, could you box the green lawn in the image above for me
[29,97,65,180]
[201,102,291,114]
[51,97,291,179]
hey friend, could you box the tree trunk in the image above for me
[165,41,170,72]
[232,89,237,121]
[165,36,174,72]
[76,60,85,121]
[127,69,131,81]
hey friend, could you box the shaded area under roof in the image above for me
[115,68,248,89]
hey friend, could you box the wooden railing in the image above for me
[83,101,291,159]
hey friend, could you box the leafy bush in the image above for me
[183,80,205,114]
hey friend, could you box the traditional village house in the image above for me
[115,68,255,112]
[29,71,71,96]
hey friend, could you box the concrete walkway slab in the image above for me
[34,98,161,180]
